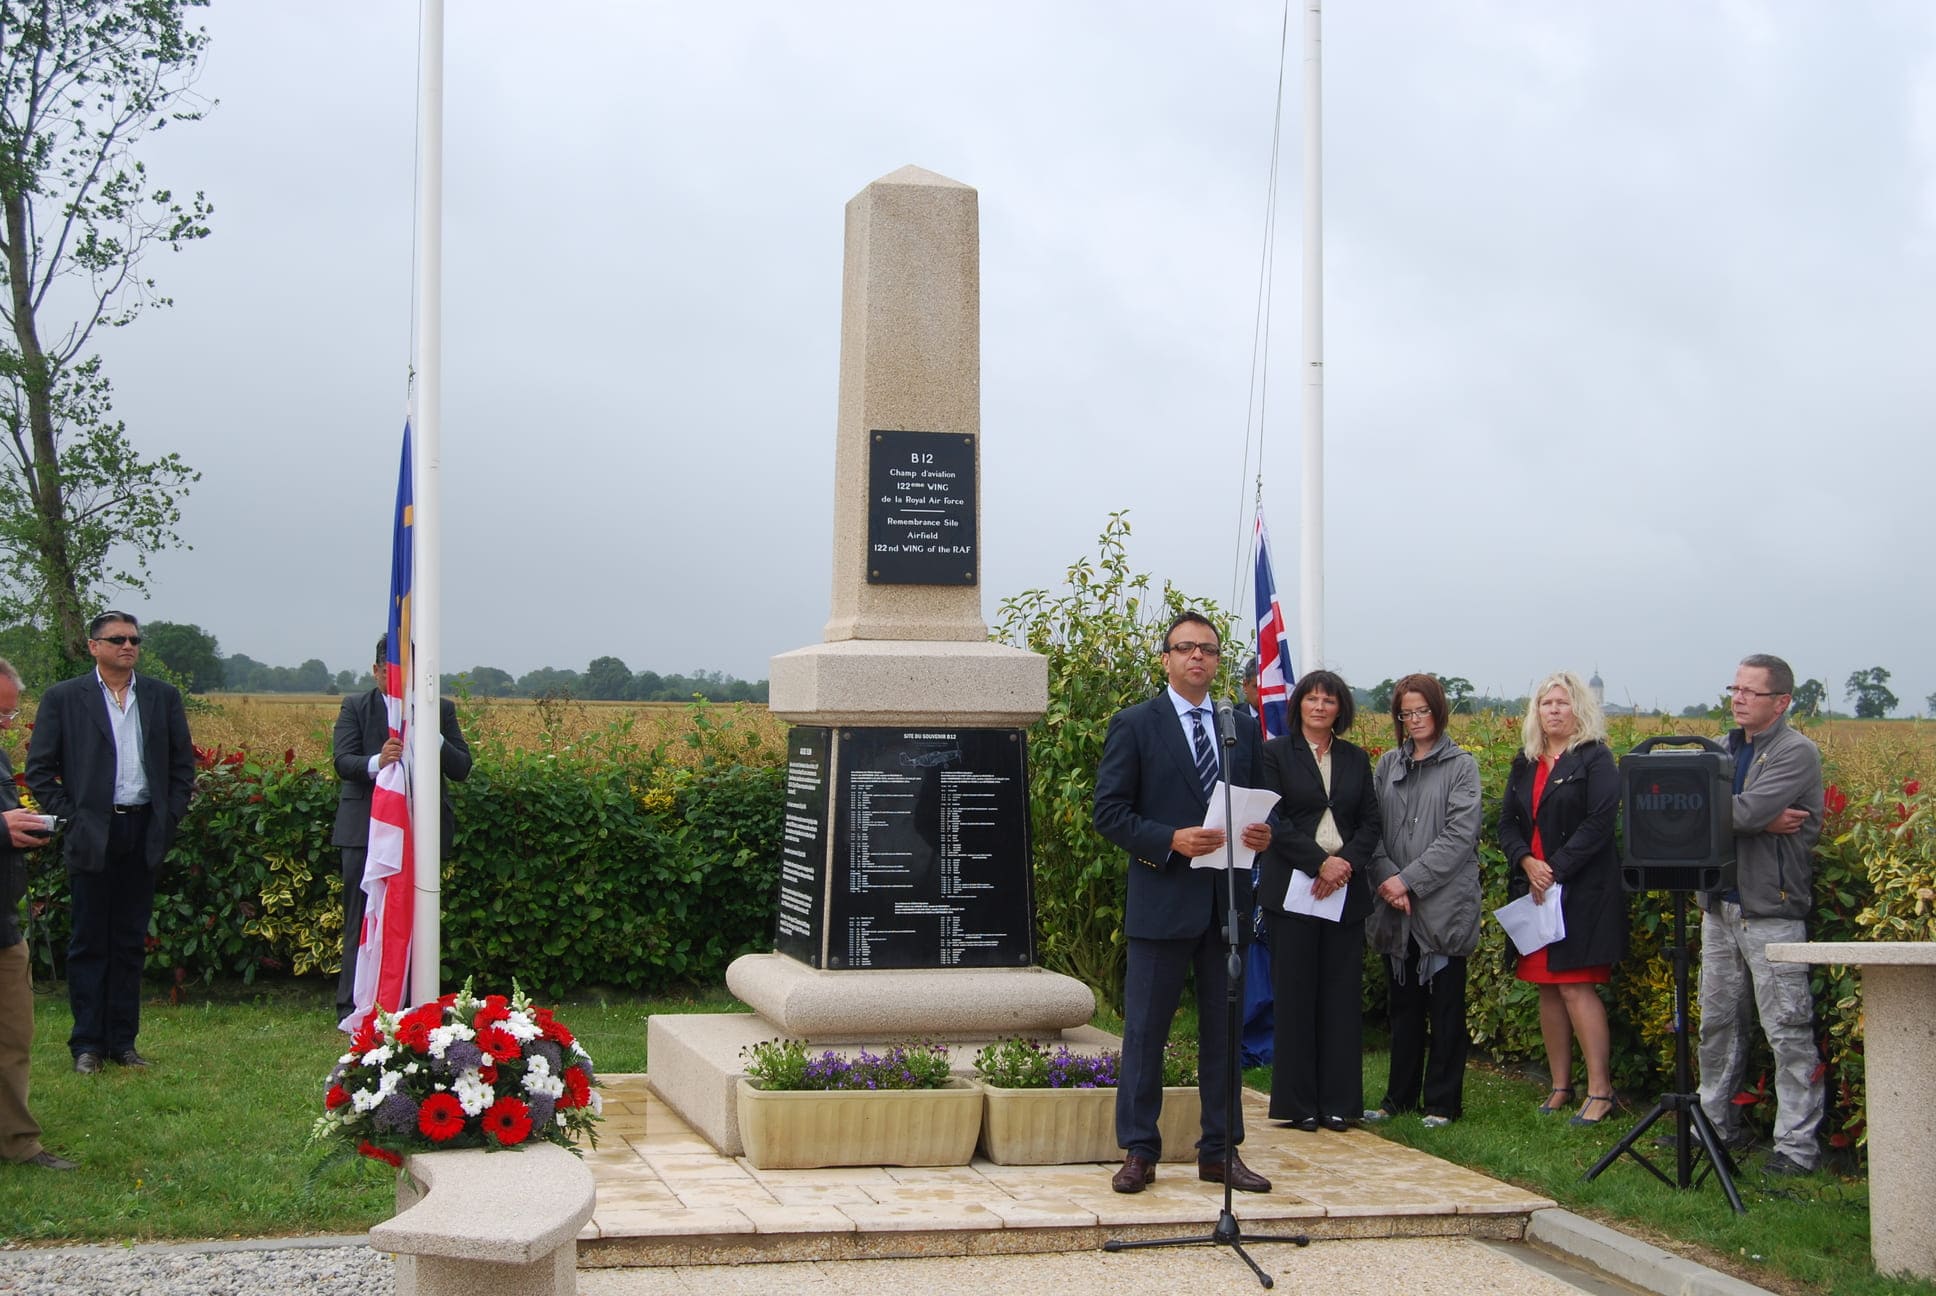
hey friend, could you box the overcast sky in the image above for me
[83,2,1934,714]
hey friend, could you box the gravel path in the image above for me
[0,1241,388,1295]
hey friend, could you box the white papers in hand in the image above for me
[1282,869,1347,922]
[1493,884,1567,955]
[1192,782,1282,872]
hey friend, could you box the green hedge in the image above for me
[17,704,785,998]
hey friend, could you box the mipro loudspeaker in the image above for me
[1619,735,1736,893]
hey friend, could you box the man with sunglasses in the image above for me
[1093,612,1274,1195]
[1692,654,1824,1177]
[25,613,196,1074]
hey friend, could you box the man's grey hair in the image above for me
[1739,654,1795,696]
[0,656,21,690]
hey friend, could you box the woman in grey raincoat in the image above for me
[1363,674,1483,1127]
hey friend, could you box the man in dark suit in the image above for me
[1093,611,1273,1195]
[24,612,196,1073]
[332,635,473,1022]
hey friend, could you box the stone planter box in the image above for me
[736,1077,983,1170]
[978,1083,1203,1165]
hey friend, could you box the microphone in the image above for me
[1215,698,1238,746]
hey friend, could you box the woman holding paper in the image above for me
[1499,671,1625,1126]
[1364,674,1483,1128]
[1257,669,1383,1132]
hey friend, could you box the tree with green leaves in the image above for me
[1791,677,1826,719]
[1845,667,1897,720]
[584,655,633,700]
[141,618,219,692]
[993,511,1226,1010]
[0,0,213,672]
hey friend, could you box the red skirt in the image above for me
[1515,946,1609,985]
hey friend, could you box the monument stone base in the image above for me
[648,956,1102,1157]
[767,639,1047,726]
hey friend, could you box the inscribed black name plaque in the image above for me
[773,726,830,964]
[866,430,977,585]
[771,725,1033,969]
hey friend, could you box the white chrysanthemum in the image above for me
[500,1012,541,1042]
[426,1022,475,1058]
[350,1069,402,1113]
[453,1069,496,1117]
[337,1052,357,1066]
[521,1053,565,1099]
[587,1088,603,1116]
[404,1062,420,1075]
[360,1044,394,1067]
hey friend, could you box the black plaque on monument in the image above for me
[771,725,1033,970]
[865,430,977,586]
[773,726,830,964]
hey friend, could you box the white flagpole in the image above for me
[410,0,445,1008]
[1298,0,1324,670]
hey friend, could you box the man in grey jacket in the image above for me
[1694,654,1824,1176]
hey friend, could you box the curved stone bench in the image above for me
[369,1143,596,1296]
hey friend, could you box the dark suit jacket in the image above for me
[1,749,30,947]
[24,672,195,875]
[1094,693,1263,942]
[1499,741,1626,970]
[1257,735,1382,923]
[331,689,473,853]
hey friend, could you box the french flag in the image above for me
[1252,513,1295,740]
[342,425,417,1033]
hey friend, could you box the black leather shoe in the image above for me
[1112,1153,1156,1194]
[1286,1116,1318,1132]
[1320,1115,1355,1133]
[28,1150,79,1171]
[73,1052,103,1075]
[1199,1153,1272,1193]
[112,1049,150,1068]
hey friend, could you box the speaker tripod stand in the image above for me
[1103,712,1310,1288]
[1583,891,1746,1214]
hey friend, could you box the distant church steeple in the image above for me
[1589,668,1605,707]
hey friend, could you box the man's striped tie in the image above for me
[1190,707,1219,801]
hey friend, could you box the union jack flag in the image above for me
[342,424,416,1033]
[1252,512,1295,740]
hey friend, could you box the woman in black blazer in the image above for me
[1499,670,1626,1125]
[1257,669,1382,1130]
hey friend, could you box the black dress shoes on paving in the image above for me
[1198,1153,1272,1193]
[112,1049,150,1068]
[28,1151,79,1171]
[1111,1152,1157,1193]
[1320,1115,1354,1133]
[73,1052,103,1075]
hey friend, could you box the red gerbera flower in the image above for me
[358,1140,403,1167]
[482,1096,533,1146]
[559,1065,591,1110]
[473,995,511,1030]
[477,1025,521,1063]
[396,1017,434,1053]
[537,1011,575,1048]
[418,1092,466,1143]
[479,1063,499,1085]
[352,1020,382,1054]
[325,1084,351,1110]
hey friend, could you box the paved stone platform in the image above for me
[577,1075,1556,1267]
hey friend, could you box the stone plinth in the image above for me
[647,1011,1115,1158]
[1768,941,1936,1280]
[373,1142,595,1296]
[767,639,1046,725]
[727,954,1094,1036]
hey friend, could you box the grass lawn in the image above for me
[0,977,743,1245]
[7,978,1934,1296]
[1323,1049,1935,1296]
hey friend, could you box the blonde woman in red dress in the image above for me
[1497,671,1626,1125]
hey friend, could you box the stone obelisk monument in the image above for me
[647,166,1096,1156]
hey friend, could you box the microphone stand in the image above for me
[1104,702,1310,1288]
